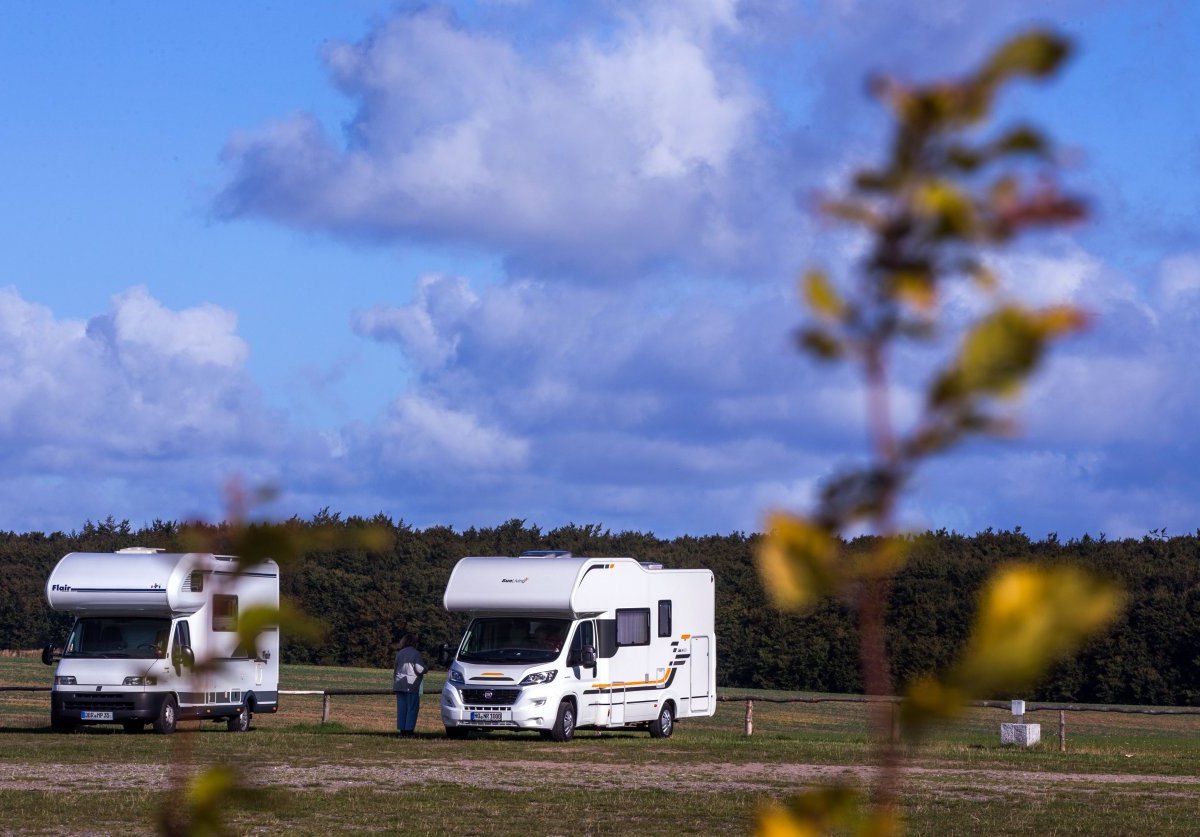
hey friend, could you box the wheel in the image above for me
[226,702,250,732]
[550,700,575,742]
[50,715,74,734]
[445,726,469,740]
[122,721,145,734]
[153,695,178,735]
[649,703,674,739]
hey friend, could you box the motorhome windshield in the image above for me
[63,617,170,659]
[458,617,570,664]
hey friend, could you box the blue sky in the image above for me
[2,0,1199,538]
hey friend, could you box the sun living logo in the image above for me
[500,577,529,584]
[51,584,72,592]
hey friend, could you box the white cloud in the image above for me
[376,393,531,471]
[216,3,788,278]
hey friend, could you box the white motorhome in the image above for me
[440,551,716,741]
[43,548,279,734]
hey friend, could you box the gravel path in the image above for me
[4,758,1199,796]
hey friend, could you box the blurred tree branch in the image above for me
[757,30,1122,835]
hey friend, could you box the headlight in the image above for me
[54,676,76,686]
[519,670,558,686]
[122,676,145,686]
[448,669,464,684]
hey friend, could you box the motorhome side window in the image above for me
[188,570,204,592]
[213,595,238,631]
[658,600,672,637]
[615,608,650,647]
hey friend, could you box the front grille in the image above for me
[63,693,136,711]
[460,688,519,706]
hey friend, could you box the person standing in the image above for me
[393,633,426,737]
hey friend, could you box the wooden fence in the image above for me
[9,685,1200,751]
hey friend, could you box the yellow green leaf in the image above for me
[982,31,1071,83]
[756,513,841,611]
[903,674,967,729]
[757,804,820,837]
[802,270,846,321]
[890,270,937,311]
[955,306,1043,397]
[914,180,977,238]
[955,564,1124,695]
[757,785,864,837]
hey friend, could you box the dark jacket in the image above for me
[393,646,427,694]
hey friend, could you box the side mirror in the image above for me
[41,644,59,666]
[437,642,452,667]
[581,645,597,668]
[173,645,195,669]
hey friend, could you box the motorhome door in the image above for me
[689,635,712,713]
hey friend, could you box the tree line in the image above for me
[2,514,1198,705]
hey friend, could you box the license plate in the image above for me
[469,711,502,722]
[82,711,113,721]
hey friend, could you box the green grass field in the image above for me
[3,655,1200,835]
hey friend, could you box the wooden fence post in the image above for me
[745,699,754,736]
[322,693,331,724]
[1059,710,1066,752]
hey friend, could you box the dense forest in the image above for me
[3,515,1199,705]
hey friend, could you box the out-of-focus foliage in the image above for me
[755,28,1118,834]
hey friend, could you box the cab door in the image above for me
[162,620,195,710]
[564,620,600,725]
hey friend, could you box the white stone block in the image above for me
[1000,722,1041,747]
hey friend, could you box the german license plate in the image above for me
[469,711,502,722]
[82,711,113,721]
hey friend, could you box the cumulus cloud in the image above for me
[0,286,292,529]
[0,286,266,459]
[216,3,804,279]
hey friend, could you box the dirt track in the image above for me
[4,758,1199,797]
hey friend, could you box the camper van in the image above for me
[440,551,716,742]
[43,548,279,734]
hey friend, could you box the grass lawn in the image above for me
[4,655,1200,834]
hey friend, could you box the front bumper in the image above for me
[51,690,166,724]
[440,684,558,730]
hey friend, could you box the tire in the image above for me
[445,726,469,740]
[153,695,178,735]
[550,700,575,742]
[122,721,145,734]
[50,715,74,734]
[227,702,250,733]
[649,703,674,739]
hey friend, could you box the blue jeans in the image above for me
[395,692,420,732]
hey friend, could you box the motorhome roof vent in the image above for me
[640,562,664,570]
[519,550,573,558]
[115,547,166,554]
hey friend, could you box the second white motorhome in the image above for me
[43,548,279,734]
[440,551,716,741]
